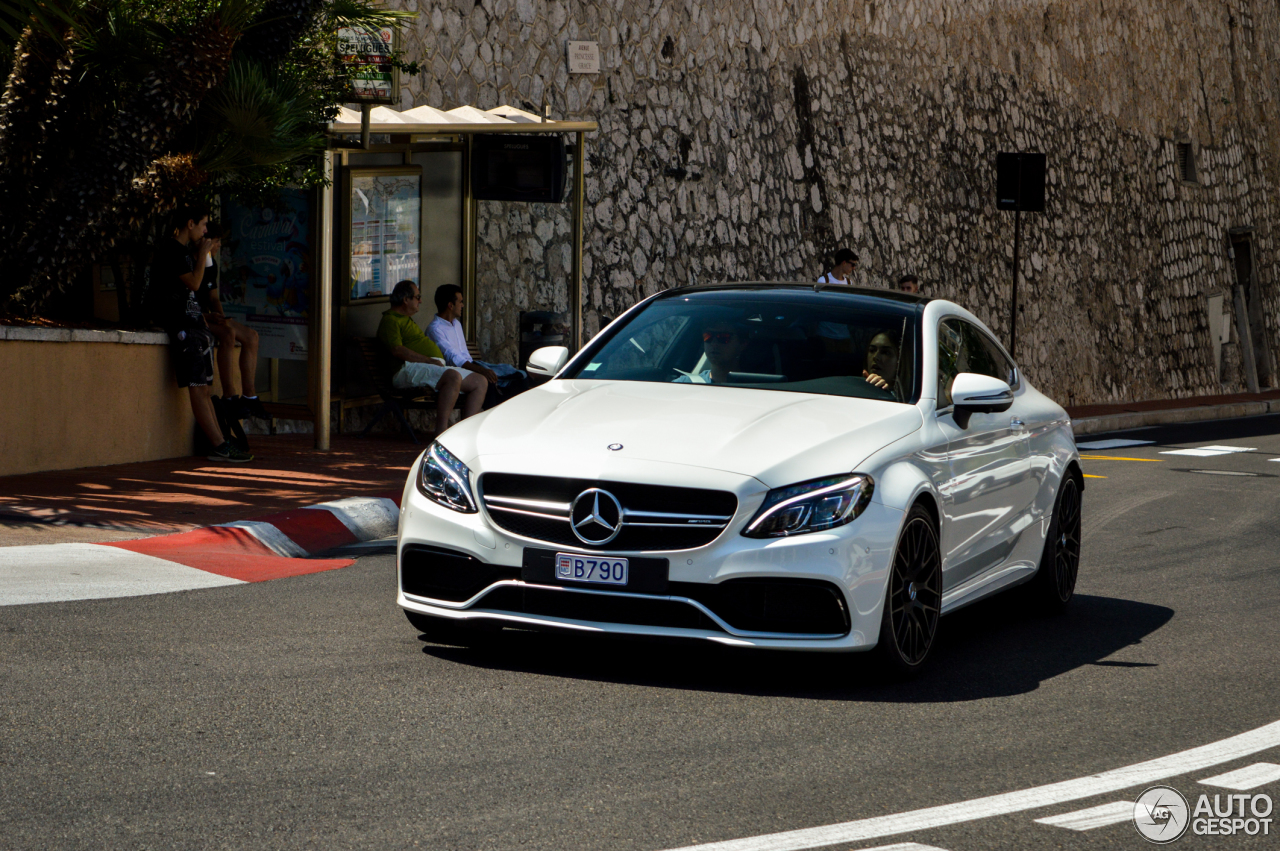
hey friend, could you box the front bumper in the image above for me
[396,468,903,652]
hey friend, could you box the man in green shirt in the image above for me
[376,281,487,435]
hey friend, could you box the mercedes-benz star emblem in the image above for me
[570,488,624,545]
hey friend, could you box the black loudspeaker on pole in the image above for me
[996,152,1046,359]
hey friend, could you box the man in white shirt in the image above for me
[426,284,528,400]
[817,248,858,286]
[815,248,859,350]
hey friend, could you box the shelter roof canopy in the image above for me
[328,104,597,136]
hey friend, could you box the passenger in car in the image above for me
[863,331,902,399]
[674,322,750,384]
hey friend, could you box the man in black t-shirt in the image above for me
[153,203,252,463]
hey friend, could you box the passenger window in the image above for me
[960,323,1017,388]
[937,320,965,407]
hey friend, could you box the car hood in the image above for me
[446,380,922,488]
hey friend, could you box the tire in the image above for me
[404,610,502,646]
[1029,470,1083,612]
[875,502,943,677]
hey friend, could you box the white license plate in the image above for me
[555,552,629,586]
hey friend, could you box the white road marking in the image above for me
[1199,762,1280,790]
[661,721,1280,851]
[309,497,400,541]
[1160,445,1257,457]
[0,544,242,606]
[1189,470,1259,477]
[1076,439,1155,450]
[215,521,308,558]
[855,845,948,851]
[1033,801,1133,831]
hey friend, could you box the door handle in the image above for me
[1010,418,1025,430]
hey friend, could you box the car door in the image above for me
[934,319,1034,593]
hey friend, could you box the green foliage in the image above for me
[0,0,418,315]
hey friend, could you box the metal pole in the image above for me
[315,151,335,450]
[1009,208,1021,359]
[360,103,371,150]
[1233,283,1260,393]
[571,130,585,353]
[461,134,477,342]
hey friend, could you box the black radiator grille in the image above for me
[478,473,737,552]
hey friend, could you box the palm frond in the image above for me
[196,56,324,174]
[0,0,83,43]
[324,0,414,30]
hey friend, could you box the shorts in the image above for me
[392,361,466,391]
[172,327,216,388]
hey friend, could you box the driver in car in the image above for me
[863,331,901,398]
[674,322,750,384]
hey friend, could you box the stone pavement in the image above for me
[0,434,423,543]
[0,435,424,605]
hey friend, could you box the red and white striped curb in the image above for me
[0,495,401,606]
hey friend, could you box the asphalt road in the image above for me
[3,416,1280,850]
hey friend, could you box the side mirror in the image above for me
[949,372,1014,427]
[526,346,569,378]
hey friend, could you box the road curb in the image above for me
[108,494,402,582]
[1,494,403,606]
[1071,399,1280,436]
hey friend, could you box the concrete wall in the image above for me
[393,0,1280,405]
[0,332,194,477]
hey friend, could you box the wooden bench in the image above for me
[352,336,482,444]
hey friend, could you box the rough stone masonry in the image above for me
[392,0,1280,406]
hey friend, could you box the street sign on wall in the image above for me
[567,41,600,73]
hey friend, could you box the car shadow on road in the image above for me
[416,592,1173,701]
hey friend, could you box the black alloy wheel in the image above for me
[1031,471,1083,611]
[876,503,942,676]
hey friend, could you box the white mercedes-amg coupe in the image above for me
[396,284,1083,674]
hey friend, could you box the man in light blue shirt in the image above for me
[426,284,528,398]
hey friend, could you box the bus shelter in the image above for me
[304,103,598,448]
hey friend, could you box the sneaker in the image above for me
[208,441,253,463]
[240,396,271,421]
[220,395,245,421]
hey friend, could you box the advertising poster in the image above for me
[220,190,311,361]
[349,171,420,300]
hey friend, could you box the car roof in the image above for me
[665,281,931,306]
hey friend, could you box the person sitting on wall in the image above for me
[199,222,268,421]
[426,284,529,402]
[152,203,252,463]
[377,280,487,435]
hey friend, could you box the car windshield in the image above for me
[565,288,922,404]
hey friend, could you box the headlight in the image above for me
[742,474,874,538]
[416,442,478,513]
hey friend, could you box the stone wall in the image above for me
[391,0,1280,404]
